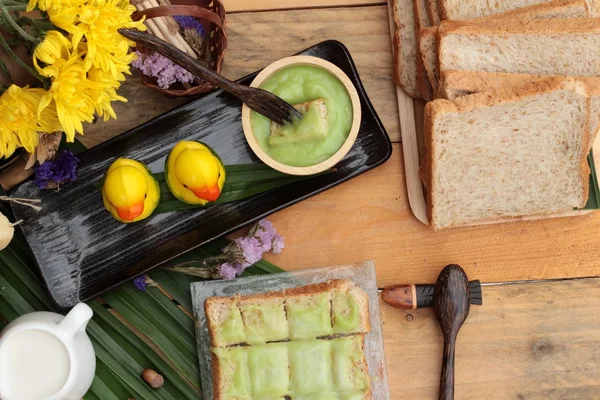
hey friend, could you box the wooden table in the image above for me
[82,1,600,397]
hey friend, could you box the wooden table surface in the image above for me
[83,1,600,398]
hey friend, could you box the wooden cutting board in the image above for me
[386,0,598,226]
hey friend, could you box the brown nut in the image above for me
[142,368,164,389]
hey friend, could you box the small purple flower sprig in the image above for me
[132,51,194,89]
[149,219,284,284]
[174,16,206,57]
[34,150,79,190]
[133,275,158,291]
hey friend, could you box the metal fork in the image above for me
[118,28,302,125]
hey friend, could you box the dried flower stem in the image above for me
[0,196,42,211]
[0,30,48,88]
[0,5,37,43]
[162,266,216,279]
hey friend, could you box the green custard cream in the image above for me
[251,65,353,167]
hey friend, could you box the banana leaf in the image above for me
[0,141,285,399]
[153,165,326,214]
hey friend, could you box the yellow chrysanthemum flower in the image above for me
[87,67,127,121]
[26,0,85,12]
[73,0,145,74]
[33,30,72,73]
[38,53,97,141]
[0,86,52,157]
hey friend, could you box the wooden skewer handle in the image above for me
[381,284,435,309]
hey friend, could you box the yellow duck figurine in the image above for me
[102,158,160,223]
[165,141,226,205]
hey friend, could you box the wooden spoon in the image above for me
[118,28,303,125]
[434,264,471,400]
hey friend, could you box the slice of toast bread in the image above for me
[438,18,600,77]
[414,0,434,99]
[439,71,600,150]
[419,27,438,93]
[392,0,421,98]
[424,77,590,229]
[439,0,553,20]
[419,0,591,95]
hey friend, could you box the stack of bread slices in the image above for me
[392,0,600,229]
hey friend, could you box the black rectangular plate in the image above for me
[11,40,392,308]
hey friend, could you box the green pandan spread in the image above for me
[289,340,333,395]
[250,65,353,167]
[332,292,360,333]
[247,343,290,397]
[287,293,333,340]
[211,347,252,399]
[295,392,340,400]
[332,336,370,393]
[216,305,246,344]
[239,302,289,344]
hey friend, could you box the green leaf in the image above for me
[102,287,200,385]
[153,165,324,214]
[60,136,87,155]
[0,59,12,83]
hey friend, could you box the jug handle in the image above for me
[58,303,93,338]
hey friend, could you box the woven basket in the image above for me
[131,0,227,97]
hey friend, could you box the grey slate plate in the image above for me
[10,41,392,308]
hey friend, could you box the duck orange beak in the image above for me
[191,185,221,202]
[116,203,144,221]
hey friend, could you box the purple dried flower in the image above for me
[34,150,79,190]
[235,236,263,267]
[132,51,194,89]
[134,275,148,290]
[272,234,285,254]
[219,262,238,280]
[254,219,277,252]
[134,274,157,290]
[174,15,205,37]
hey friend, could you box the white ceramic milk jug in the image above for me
[0,303,96,400]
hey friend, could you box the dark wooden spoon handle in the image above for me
[439,335,456,400]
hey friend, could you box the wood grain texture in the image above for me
[224,0,385,13]
[381,278,600,399]
[263,143,600,286]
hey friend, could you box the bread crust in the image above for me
[392,0,422,98]
[439,16,600,35]
[331,279,371,333]
[477,0,590,20]
[425,0,441,24]
[210,351,223,400]
[413,0,433,100]
[419,26,438,93]
[425,77,591,229]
